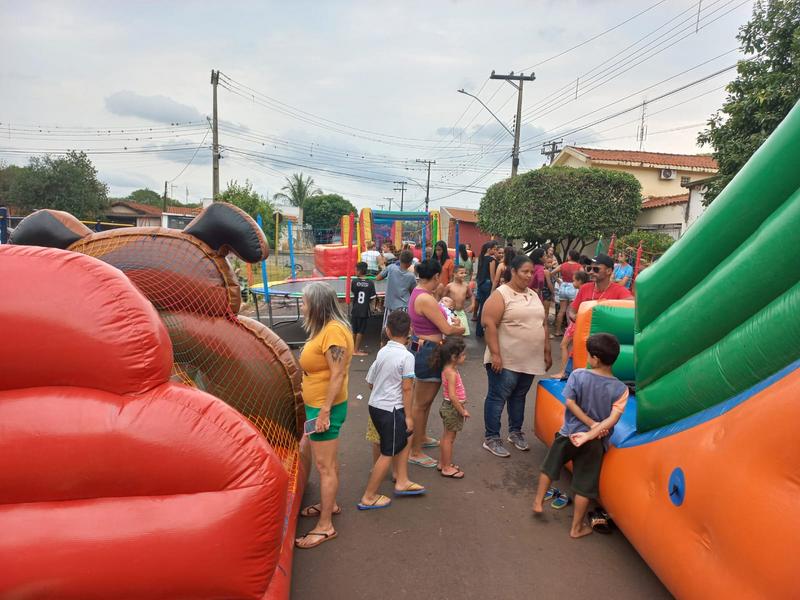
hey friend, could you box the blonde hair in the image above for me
[302,281,351,338]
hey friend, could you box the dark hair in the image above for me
[355,261,368,275]
[399,249,413,266]
[573,269,589,285]
[458,243,469,262]
[501,245,517,282]
[568,249,581,262]
[586,333,620,366]
[479,240,498,259]
[429,335,466,370]
[510,254,533,272]
[434,240,450,264]
[579,255,592,266]
[530,248,545,265]
[415,258,442,280]
[386,310,411,338]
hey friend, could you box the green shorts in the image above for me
[305,402,348,442]
[540,433,604,499]
[439,399,465,433]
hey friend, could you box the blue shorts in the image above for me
[410,338,442,382]
[557,283,577,303]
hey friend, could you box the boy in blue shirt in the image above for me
[532,333,629,538]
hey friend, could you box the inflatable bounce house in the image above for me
[535,101,800,598]
[0,203,308,599]
[314,208,441,276]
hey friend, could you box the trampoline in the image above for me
[250,276,390,336]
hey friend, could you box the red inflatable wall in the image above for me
[0,246,290,599]
[314,243,359,277]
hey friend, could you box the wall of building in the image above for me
[686,186,707,230]
[447,221,492,253]
[559,155,710,197]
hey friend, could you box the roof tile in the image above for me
[641,193,689,209]
[571,147,718,170]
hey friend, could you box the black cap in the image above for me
[592,253,615,268]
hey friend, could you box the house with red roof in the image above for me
[440,206,493,252]
[552,146,718,239]
[105,200,203,230]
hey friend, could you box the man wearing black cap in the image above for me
[567,253,632,323]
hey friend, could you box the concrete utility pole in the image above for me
[416,159,436,213]
[211,69,220,200]
[393,181,407,211]
[541,139,563,165]
[163,181,168,212]
[383,197,394,211]
[489,71,536,177]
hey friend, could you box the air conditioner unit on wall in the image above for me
[660,168,676,180]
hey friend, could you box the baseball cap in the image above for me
[591,253,615,269]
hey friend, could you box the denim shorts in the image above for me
[410,338,442,382]
[557,283,577,303]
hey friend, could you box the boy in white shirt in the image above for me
[358,310,426,509]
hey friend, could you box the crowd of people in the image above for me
[293,239,634,549]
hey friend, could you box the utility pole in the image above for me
[489,70,536,177]
[211,69,220,200]
[163,181,168,212]
[637,99,648,151]
[383,197,394,211]
[541,139,563,165]
[416,159,436,213]
[393,180,407,211]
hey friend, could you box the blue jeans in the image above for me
[475,279,493,337]
[483,366,535,440]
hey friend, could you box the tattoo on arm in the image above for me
[329,345,346,363]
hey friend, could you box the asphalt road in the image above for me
[283,317,671,600]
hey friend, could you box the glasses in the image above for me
[585,266,602,273]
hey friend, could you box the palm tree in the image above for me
[272,173,322,227]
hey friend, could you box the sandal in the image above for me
[589,509,613,534]
[394,482,427,496]
[295,529,338,549]
[408,455,438,468]
[441,467,465,479]
[551,492,571,510]
[357,494,392,511]
[300,504,341,518]
[543,487,560,502]
[421,437,440,448]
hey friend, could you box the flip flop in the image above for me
[421,437,440,448]
[437,463,460,472]
[394,482,427,496]
[408,455,438,468]
[357,494,392,510]
[441,468,465,479]
[589,510,613,534]
[551,492,571,510]
[300,504,342,518]
[543,487,560,502]
[295,529,338,549]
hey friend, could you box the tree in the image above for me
[478,166,641,256]
[617,230,675,258]
[218,179,275,244]
[0,162,25,206]
[272,172,322,227]
[697,0,800,205]
[128,188,162,206]
[10,151,108,219]
[302,193,356,231]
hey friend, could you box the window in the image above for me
[680,176,691,186]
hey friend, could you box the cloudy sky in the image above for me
[1,0,754,211]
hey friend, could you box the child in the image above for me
[552,269,589,379]
[532,333,629,538]
[438,296,457,325]
[358,310,426,510]
[432,336,470,479]
[351,262,376,356]
[444,266,474,336]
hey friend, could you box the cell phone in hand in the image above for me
[304,418,318,435]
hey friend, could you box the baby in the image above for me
[439,296,457,325]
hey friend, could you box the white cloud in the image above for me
[105,91,205,124]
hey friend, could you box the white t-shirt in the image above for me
[366,340,415,411]
[362,250,381,271]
